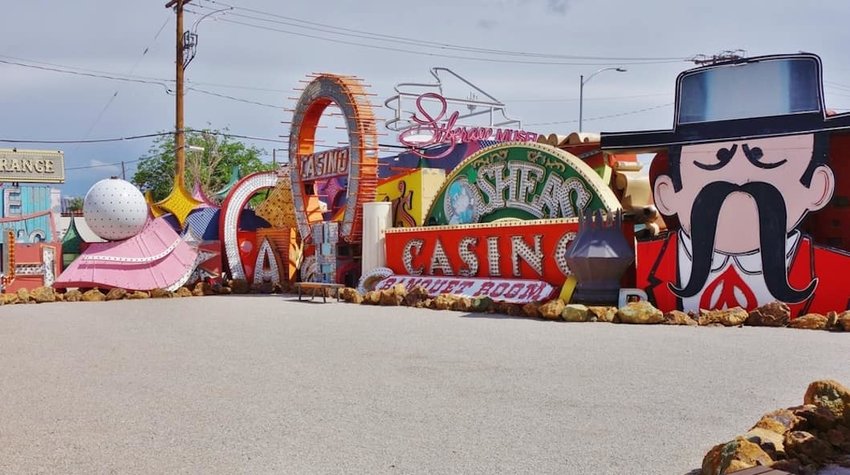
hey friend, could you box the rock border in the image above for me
[337,285,850,332]
[0,279,300,306]
[4,281,850,333]
[701,379,850,474]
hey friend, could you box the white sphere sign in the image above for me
[83,178,149,241]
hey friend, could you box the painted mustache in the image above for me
[671,181,816,303]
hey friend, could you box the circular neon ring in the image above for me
[289,74,379,244]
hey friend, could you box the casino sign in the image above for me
[424,142,620,225]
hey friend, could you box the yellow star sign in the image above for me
[155,183,202,227]
[145,191,167,218]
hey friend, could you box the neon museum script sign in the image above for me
[398,93,539,159]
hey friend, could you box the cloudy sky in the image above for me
[1,0,849,197]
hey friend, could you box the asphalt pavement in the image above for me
[1,296,848,474]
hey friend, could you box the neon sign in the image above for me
[386,219,584,285]
[398,93,539,159]
[424,143,622,226]
[374,275,555,304]
[299,147,350,181]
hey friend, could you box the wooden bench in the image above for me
[294,282,344,303]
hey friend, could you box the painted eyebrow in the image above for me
[742,144,788,169]
[694,144,737,171]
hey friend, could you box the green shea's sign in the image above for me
[426,142,620,225]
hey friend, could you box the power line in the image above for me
[195,0,688,63]
[67,158,142,171]
[526,102,673,126]
[186,87,282,108]
[194,12,686,67]
[0,54,171,83]
[0,58,174,93]
[505,92,670,103]
[186,79,286,93]
[0,130,287,145]
[1,52,286,94]
[74,16,173,150]
[0,132,172,144]
[2,52,676,109]
[0,55,287,109]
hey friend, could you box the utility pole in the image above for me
[121,161,126,180]
[165,0,192,187]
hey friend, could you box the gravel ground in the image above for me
[1,296,848,474]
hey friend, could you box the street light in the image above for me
[579,67,627,133]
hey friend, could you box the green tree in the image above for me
[133,129,273,201]
[66,196,84,213]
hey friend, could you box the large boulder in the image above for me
[150,288,174,299]
[363,291,381,305]
[339,287,362,304]
[192,281,214,296]
[63,289,83,302]
[838,311,850,332]
[539,299,566,320]
[752,408,804,435]
[211,282,231,294]
[561,304,589,322]
[16,288,30,303]
[742,427,786,459]
[784,430,838,466]
[698,307,748,326]
[789,313,829,330]
[495,302,522,317]
[790,404,840,433]
[228,279,250,294]
[663,310,698,326]
[403,286,430,308]
[432,294,454,311]
[450,296,473,312]
[804,380,850,420]
[702,380,850,475]
[105,288,127,301]
[30,286,56,303]
[470,296,495,313]
[348,291,364,305]
[587,306,617,323]
[81,289,106,302]
[174,287,193,298]
[127,291,150,300]
[522,302,541,318]
[1,292,19,305]
[616,301,663,324]
[825,426,850,453]
[701,437,773,475]
[746,301,791,327]
[379,288,403,306]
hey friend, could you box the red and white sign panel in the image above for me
[385,219,587,286]
[374,274,555,304]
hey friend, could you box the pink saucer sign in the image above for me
[373,274,555,304]
[397,92,539,159]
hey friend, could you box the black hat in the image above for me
[601,53,850,151]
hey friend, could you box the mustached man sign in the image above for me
[602,53,850,316]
